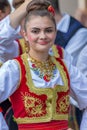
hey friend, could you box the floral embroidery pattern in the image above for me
[30,63,57,82]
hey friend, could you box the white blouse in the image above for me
[0,16,20,63]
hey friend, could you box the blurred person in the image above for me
[74,8,87,28]
[49,0,87,67]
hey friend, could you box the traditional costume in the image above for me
[11,52,70,130]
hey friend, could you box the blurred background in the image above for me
[8,0,77,15]
[8,0,87,16]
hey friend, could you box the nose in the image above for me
[39,31,47,39]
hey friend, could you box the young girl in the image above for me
[0,0,87,130]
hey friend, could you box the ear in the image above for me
[22,30,29,42]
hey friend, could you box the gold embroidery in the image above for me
[51,57,69,88]
[19,38,27,54]
[0,62,2,67]
[52,45,64,58]
[58,95,69,112]
[21,92,45,117]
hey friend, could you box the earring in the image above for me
[25,41,29,53]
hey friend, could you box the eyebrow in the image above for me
[31,27,54,29]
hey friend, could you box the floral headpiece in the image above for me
[48,5,55,16]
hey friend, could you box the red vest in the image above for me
[0,107,2,112]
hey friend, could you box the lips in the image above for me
[38,41,48,45]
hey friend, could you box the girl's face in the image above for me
[24,15,56,54]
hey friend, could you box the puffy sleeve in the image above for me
[0,60,20,103]
[0,16,21,63]
[65,59,87,110]
[64,58,87,130]
[0,15,20,42]
[77,45,87,78]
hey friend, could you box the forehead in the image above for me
[26,16,55,28]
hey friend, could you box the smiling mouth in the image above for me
[38,41,49,45]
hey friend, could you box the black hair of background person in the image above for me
[0,0,10,12]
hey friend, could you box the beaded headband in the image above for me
[48,5,55,16]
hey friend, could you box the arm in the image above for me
[0,0,32,63]
[0,0,32,40]
[9,0,32,29]
[0,60,20,103]
[64,59,87,129]
[66,60,87,110]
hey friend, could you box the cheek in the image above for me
[27,34,36,42]
[50,33,56,41]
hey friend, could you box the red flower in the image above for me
[43,75,50,82]
[48,5,55,15]
[32,64,36,68]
